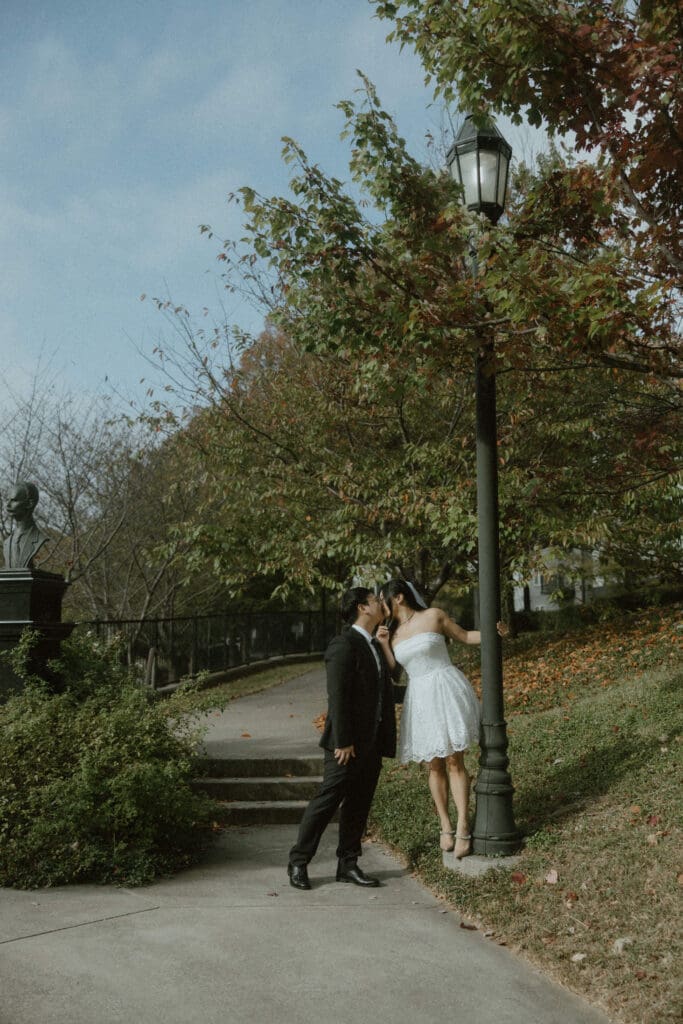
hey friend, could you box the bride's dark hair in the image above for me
[381,578,426,636]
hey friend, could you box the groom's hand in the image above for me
[334,745,355,765]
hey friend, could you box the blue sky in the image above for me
[1,1,537,401]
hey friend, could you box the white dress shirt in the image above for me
[351,623,382,676]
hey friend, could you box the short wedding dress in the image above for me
[394,631,481,763]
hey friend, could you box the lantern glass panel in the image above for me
[457,151,479,208]
[497,154,509,207]
[479,150,499,205]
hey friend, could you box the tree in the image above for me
[147,321,479,601]
[0,377,224,622]
[372,0,682,371]
[148,268,679,602]
[146,49,680,600]
[0,378,134,609]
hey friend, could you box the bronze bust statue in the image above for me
[3,481,50,569]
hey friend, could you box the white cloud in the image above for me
[24,36,84,115]
[134,47,198,103]
[180,61,291,143]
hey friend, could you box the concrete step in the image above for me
[194,776,323,802]
[195,756,323,778]
[210,800,314,826]
[194,754,330,826]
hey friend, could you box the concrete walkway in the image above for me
[0,666,613,1024]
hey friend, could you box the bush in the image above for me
[0,631,216,888]
[513,584,683,635]
[512,604,598,634]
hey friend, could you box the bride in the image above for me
[376,577,506,860]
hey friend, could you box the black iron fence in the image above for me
[74,609,335,688]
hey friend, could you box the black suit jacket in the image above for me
[319,626,398,758]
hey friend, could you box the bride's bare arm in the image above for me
[434,608,479,644]
[435,608,508,644]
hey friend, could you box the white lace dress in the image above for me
[394,631,481,763]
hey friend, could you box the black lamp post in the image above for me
[447,116,522,856]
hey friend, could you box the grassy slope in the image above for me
[370,605,682,1024]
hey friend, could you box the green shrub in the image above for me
[513,585,683,635]
[513,603,598,633]
[0,631,216,888]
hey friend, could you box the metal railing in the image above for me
[74,609,334,688]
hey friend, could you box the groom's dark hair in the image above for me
[340,586,373,625]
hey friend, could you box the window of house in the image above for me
[540,573,568,595]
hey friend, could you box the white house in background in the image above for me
[513,548,618,613]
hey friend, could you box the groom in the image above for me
[287,586,398,890]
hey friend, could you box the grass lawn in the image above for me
[370,604,682,1024]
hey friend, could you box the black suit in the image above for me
[289,625,398,868]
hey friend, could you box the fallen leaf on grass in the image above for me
[612,936,633,955]
[571,952,587,963]
[634,970,647,981]
[677,873,683,887]
[646,814,661,826]
[545,869,559,884]
[511,871,527,885]
[646,834,658,846]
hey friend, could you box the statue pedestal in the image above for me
[0,569,74,699]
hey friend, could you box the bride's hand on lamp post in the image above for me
[496,621,510,638]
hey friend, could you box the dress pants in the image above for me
[288,744,382,867]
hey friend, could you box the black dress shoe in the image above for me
[336,863,380,887]
[287,863,311,890]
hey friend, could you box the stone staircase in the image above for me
[194,755,325,825]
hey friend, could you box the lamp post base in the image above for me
[443,850,523,876]
[472,719,523,856]
[472,798,522,856]
[471,828,522,858]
